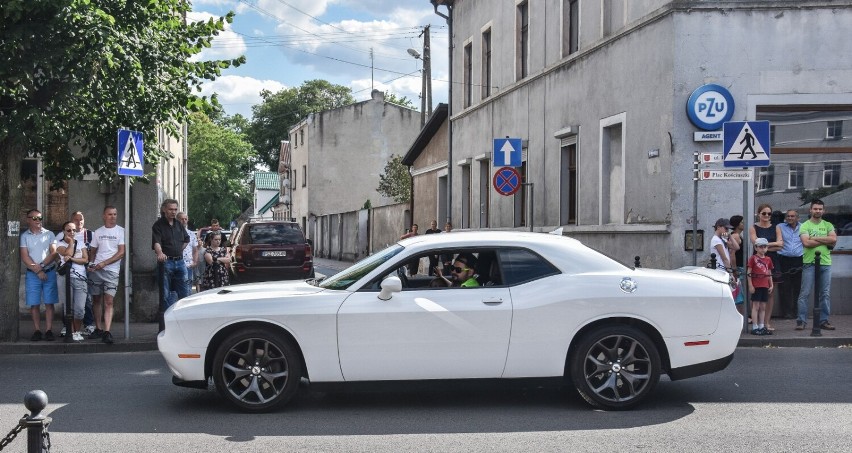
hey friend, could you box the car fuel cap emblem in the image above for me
[620,277,637,293]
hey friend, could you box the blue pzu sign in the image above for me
[686,84,735,131]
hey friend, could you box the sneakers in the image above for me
[795,321,806,331]
[820,321,836,331]
[71,331,84,342]
[89,328,104,339]
[30,330,42,342]
[44,330,55,341]
[751,327,772,336]
[84,325,96,335]
[102,331,114,344]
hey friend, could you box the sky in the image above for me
[189,0,450,119]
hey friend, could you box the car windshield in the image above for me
[248,224,304,245]
[317,244,404,290]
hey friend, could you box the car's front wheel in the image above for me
[212,328,302,412]
[570,325,661,410]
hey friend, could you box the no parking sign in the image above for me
[493,167,522,196]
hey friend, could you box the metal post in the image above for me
[23,390,50,453]
[810,251,822,337]
[710,253,717,269]
[524,182,534,232]
[692,152,699,266]
[634,256,641,268]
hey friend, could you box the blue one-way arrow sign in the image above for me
[493,137,522,167]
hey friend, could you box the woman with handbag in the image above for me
[56,221,89,342]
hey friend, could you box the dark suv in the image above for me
[229,221,314,283]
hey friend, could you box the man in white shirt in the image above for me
[88,206,126,344]
[178,212,198,294]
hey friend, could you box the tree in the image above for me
[377,154,411,203]
[0,0,243,340]
[384,92,415,109]
[247,80,355,170]
[187,113,255,226]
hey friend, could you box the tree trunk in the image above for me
[0,140,24,341]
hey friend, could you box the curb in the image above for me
[737,337,852,348]
[0,340,158,355]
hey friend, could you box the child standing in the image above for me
[748,237,774,335]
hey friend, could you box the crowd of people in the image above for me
[711,199,838,335]
[20,199,234,344]
[21,207,125,343]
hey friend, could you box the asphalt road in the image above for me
[1,348,850,452]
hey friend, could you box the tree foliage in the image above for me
[247,80,355,170]
[384,92,415,109]
[377,154,411,203]
[187,113,255,226]
[0,0,243,340]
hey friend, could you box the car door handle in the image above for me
[482,298,503,305]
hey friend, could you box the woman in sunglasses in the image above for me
[432,253,479,288]
[749,203,783,331]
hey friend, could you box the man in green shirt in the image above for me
[795,199,837,331]
[434,253,480,287]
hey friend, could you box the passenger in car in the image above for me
[433,253,479,287]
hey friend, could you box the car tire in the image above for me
[569,325,661,410]
[212,327,302,412]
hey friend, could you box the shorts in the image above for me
[25,269,58,307]
[89,269,120,297]
[752,287,769,303]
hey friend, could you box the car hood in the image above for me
[172,280,326,311]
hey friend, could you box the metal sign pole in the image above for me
[125,176,130,339]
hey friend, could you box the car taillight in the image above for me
[234,246,242,261]
[305,244,312,258]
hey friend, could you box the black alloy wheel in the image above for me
[570,325,661,410]
[212,328,302,412]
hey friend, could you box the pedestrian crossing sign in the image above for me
[723,121,770,168]
[117,129,144,176]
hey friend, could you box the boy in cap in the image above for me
[748,237,774,335]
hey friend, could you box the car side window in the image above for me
[498,248,560,286]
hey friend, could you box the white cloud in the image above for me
[188,11,247,61]
[200,75,287,116]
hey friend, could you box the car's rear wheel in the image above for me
[212,328,302,412]
[570,325,661,410]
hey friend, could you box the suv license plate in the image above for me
[262,251,286,257]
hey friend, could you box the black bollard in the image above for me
[710,253,717,269]
[634,256,641,268]
[810,252,822,337]
[157,261,166,332]
[23,390,51,453]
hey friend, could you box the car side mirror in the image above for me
[377,276,402,300]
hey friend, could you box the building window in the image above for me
[600,114,625,224]
[560,138,578,225]
[788,164,803,189]
[300,129,304,145]
[562,0,579,56]
[517,1,529,80]
[603,0,625,37]
[478,159,490,227]
[823,163,840,187]
[826,120,843,140]
[461,163,471,228]
[770,125,776,146]
[292,169,297,190]
[463,42,472,108]
[293,132,297,148]
[757,165,774,191]
[302,165,307,187]
[481,28,492,99]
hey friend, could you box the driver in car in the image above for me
[433,253,479,288]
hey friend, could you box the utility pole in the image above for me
[370,48,374,91]
[424,25,432,120]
